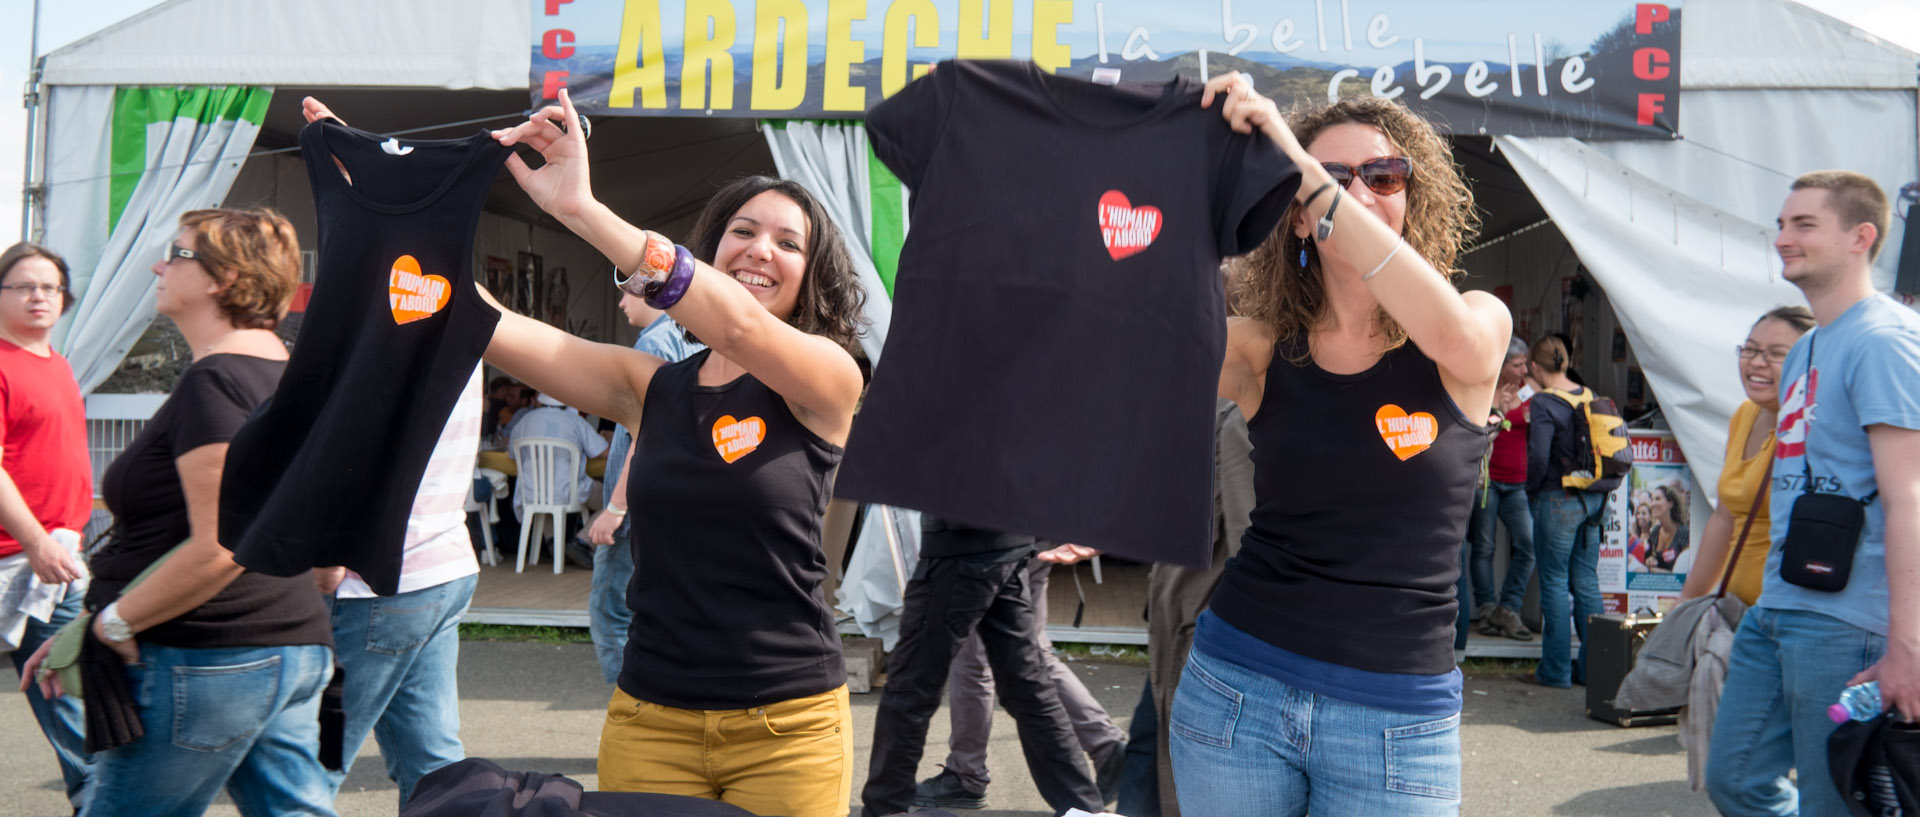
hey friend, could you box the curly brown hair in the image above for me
[177,208,301,330]
[1231,97,1478,362]
[684,176,868,356]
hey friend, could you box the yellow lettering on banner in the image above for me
[823,0,868,111]
[609,0,666,109]
[956,0,1012,59]
[751,0,808,110]
[881,0,937,98]
[681,0,737,110]
[1031,0,1072,74]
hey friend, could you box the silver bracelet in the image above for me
[1363,238,1406,281]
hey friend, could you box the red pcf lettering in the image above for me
[1637,93,1667,125]
[1635,4,1670,34]
[1633,47,1670,81]
[543,29,575,59]
[542,71,570,101]
[544,0,574,15]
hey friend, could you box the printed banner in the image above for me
[530,0,1682,138]
[1601,431,1695,616]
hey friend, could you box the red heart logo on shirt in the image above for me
[388,255,451,325]
[1098,190,1163,261]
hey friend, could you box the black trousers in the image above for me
[860,551,1102,817]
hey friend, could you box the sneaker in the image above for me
[1480,606,1534,641]
[913,768,987,810]
[1471,602,1497,623]
[1092,741,1127,807]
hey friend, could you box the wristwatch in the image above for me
[97,602,134,644]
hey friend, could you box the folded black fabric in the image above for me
[79,631,142,754]
[404,758,766,817]
[1829,712,1920,817]
[319,661,348,771]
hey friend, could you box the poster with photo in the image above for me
[515,251,543,318]
[544,266,570,327]
[484,256,512,302]
[1602,431,1694,614]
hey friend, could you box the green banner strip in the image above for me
[107,86,273,233]
[866,142,904,299]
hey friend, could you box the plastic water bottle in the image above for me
[1829,681,1883,723]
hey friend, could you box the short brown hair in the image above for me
[177,208,301,330]
[1530,335,1569,375]
[0,243,74,315]
[1790,171,1892,261]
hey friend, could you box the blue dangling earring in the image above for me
[1298,240,1310,270]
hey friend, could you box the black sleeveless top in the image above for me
[619,350,847,709]
[1210,339,1490,675]
[219,121,509,595]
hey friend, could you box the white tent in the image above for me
[1485,0,1916,501]
[27,0,1919,635]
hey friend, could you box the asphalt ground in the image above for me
[1,640,1718,817]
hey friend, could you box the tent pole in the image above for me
[18,0,43,242]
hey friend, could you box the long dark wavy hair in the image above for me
[684,176,868,356]
[1232,97,1478,362]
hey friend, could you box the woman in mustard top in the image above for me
[1680,306,1816,604]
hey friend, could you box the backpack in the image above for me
[1541,387,1633,493]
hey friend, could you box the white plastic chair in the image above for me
[465,474,499,567]
[510,436,589,574]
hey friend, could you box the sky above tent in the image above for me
[0,0,1915,242]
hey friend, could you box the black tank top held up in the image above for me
[219,121,508,595]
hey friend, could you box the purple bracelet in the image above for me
[645,244,695,310]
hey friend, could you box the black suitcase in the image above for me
[1585,612,1682,727]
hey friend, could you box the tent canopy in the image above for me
[34,0,1920,498]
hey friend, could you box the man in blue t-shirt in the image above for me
[581,292,703,684]
[1706,171,1920,817]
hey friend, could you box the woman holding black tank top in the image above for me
[479,92,867,817]
[1169,79,1511,815]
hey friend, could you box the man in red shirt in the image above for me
[0,243,94,811]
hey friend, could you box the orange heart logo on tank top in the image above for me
[1375,404,1438,461]
[1098,190,1163,261]
[712,415,766,463]
[388,255,452,325]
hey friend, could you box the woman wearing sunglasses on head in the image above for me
[1171,81,1509,816]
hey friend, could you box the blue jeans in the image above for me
[7,586,93,811]
[327,573,474,806]
[1479,481,1535,611]
[1169,647,1460,817]
[590,539,633,685]
[590,428,634,685]
[82,643,336,817]
[1705,607,1885,817]
[1531,490,1603,687]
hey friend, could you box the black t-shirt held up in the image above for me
[90,354,332,648]
[218,121,508,595]
[838,60,1299,567]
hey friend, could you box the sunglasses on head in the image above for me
[1320,156,1412,196]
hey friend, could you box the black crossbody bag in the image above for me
[1779,329,1877,592]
